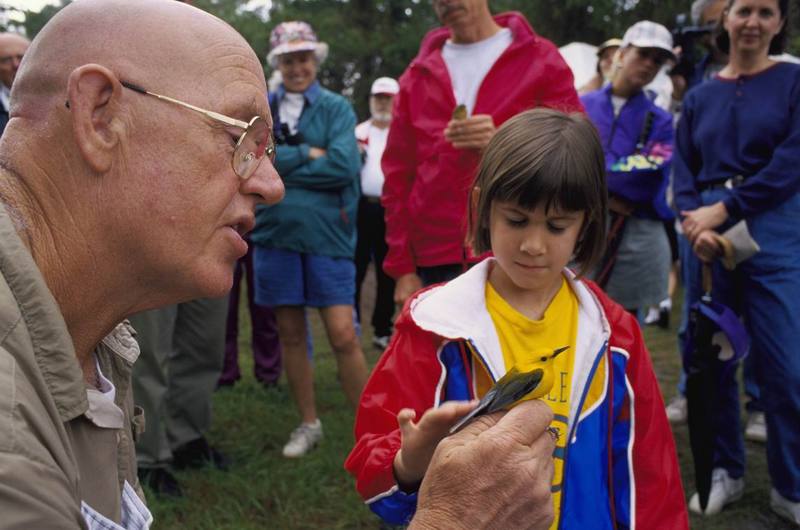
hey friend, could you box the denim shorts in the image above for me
[253,246,355,308]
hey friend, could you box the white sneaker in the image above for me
[771,489,800,526]
[665,394,688,424]
[282,420,323,458]
[372,335,390,350]
[689,468,744,515]
[644,306,660,325]
[745,411,767,443]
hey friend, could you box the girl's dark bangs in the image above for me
[492,141,593,214]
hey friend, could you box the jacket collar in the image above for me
[409,258,610,424]
[0,206,140,423]
[277,79,322,106]
[412,12,537,74]
[601,82,651,111]
[0,203,88,422]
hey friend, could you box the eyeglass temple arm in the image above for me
[121,81,249,130]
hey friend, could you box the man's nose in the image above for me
[241,158,284,206]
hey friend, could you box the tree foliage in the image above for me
[16,0,800,119]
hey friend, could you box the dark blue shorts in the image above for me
[253,246,355,308]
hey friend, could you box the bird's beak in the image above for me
[551,346,570,359]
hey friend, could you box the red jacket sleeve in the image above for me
[598,286,689,530]
[344,304,444,500]
[380,79,418,279]
[535,41,584,114]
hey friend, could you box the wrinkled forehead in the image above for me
[196,51,269,122]
[0,38,28,55]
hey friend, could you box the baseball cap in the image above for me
[370,77,399,96]
[621,21,676,61]
[597,38,623,56]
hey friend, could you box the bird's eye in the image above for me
[540,356,548,362]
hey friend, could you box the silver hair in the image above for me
[691,0,724,25]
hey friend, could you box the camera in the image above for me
[275,123,305,146]
[671,13,716,80]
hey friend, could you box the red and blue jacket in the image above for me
[345,259,688,529]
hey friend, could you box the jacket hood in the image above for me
[414,11,537,69]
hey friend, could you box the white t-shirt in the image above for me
[279,92,305,135]
[355,119,389,198]
[442,28,512,116]
[611,95,627,117]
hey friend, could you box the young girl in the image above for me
[345,108,687,529]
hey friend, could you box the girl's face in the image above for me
[724,0,784,56]
[488,201,584,296]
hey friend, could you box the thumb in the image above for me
[492,400,554,446]
[397,408,417,436]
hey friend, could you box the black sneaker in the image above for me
[138,467,183,498]
[172,437,230,471]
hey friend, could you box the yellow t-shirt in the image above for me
[478,276,579,530]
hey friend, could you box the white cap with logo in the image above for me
[621,21,676,61]
[370,77,400,96]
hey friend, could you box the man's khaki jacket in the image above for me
[0,205,146,528]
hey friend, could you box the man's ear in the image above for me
[66,64,123,173]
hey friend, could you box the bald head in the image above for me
[12,0,265,117]
[0,32,29,89]
[0,0,282,328]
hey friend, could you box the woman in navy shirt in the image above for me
[673,0,800,522]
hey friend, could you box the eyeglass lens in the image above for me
[234,116,275,179]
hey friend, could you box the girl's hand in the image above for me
[693,230,722,263]
[681,202,729,242]
[393,400,478,491]
[444,114,497,151]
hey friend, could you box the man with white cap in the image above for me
[354,76,399,351]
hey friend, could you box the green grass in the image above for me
[147,270,795,529]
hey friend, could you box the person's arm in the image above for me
[344,309,447,525]
[381,81,417,280]
[605,109,674,207]
[721,81,800,219]
[671,96,703,215]
[278,99,361,191]
[535,43,584,113]
[0,452,85,529]
[408,400,557,530]
[611,310,689,530]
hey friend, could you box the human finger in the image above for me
[397,408,417,434]
[457,399,554,445]
[417,400,478,431]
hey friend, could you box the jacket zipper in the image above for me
[557,339,610,530]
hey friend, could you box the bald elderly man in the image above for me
[0,32,29,135]
[0,1,557,529]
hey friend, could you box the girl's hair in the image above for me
[715,0,789,55]
[469,108,608,277]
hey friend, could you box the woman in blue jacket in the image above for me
[251,21,369,459]
[581,21,676,316]
[673,0,800,521]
